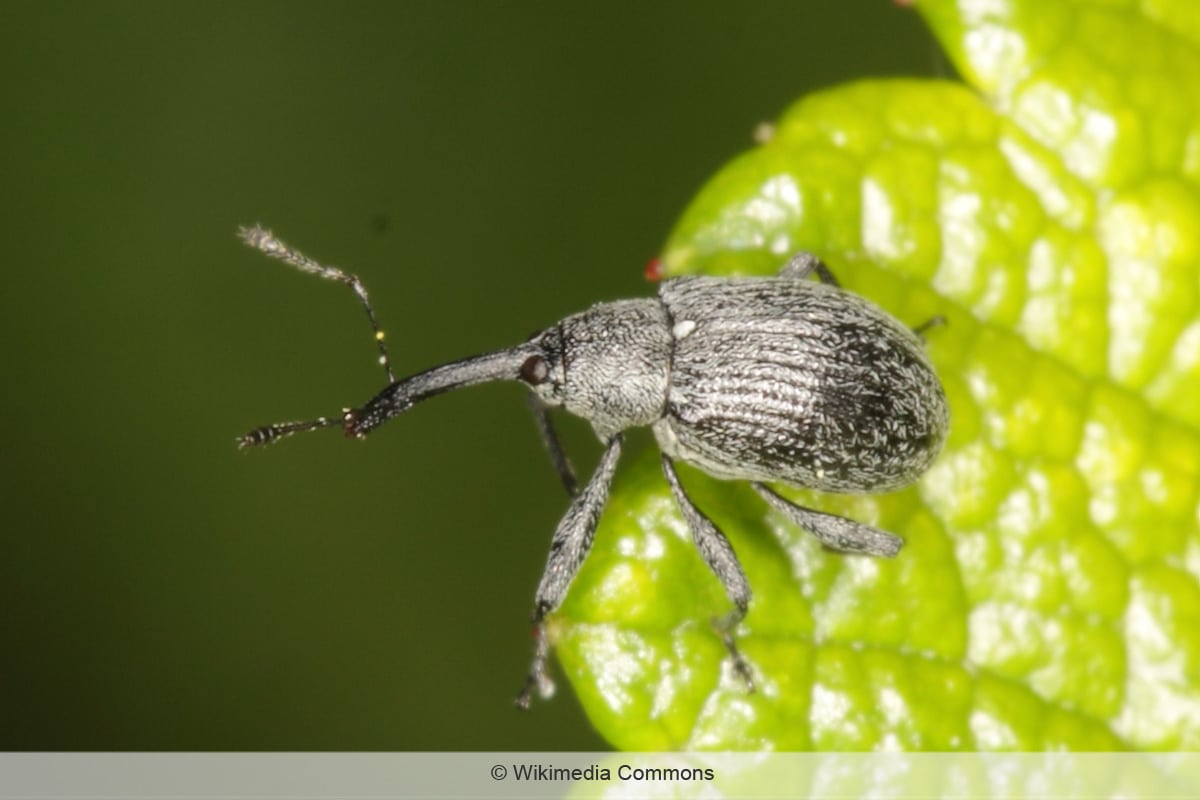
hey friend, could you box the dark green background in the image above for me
[1,2,939,750]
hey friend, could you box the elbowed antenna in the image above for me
[237,346,536,449]
[239,225,396,384]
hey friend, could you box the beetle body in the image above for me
[653,275,947,492]
[395,276,948,491]
[237,228,948,708]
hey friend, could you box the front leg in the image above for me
[526,394,579,497]
[516,433,624,709]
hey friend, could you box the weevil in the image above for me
[235,226,949,708]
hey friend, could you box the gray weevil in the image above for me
[236,226,949,708]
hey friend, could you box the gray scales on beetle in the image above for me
[235,226,949,708]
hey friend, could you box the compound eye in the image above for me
[519,354,550,385]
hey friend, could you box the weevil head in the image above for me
[532,299,673,441]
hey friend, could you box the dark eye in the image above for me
[519,354,550,385]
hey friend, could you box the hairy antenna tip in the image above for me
[236,427,272,449]
[238,224,282,256]
[238,224,264,243]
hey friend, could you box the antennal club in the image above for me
[237,415,345,449]
[238,225,396,383]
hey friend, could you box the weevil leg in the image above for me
[751,483,904,557]
[780,251,840,287]
[912,315,947,338]
[526,394,579,497]
[661,456,755,692]
[238,225,396,384]
[516,433,624,709]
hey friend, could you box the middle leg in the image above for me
[661,456,754,691]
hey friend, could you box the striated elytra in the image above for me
[236,227,949,708]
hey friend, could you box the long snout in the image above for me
[342,347,535,438]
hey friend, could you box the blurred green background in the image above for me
[0,1,941,750]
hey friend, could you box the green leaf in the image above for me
[551,0,1200,750]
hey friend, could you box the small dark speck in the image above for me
[371,213,391,234]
